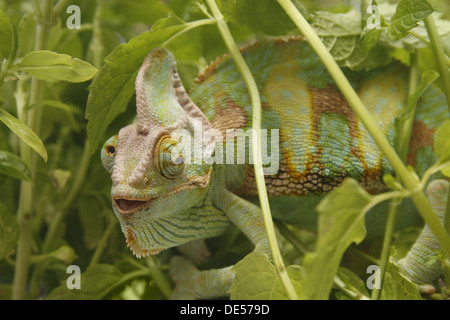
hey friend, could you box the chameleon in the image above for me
[100,38,449,299]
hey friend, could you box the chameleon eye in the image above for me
[106,145,116,156]
[155,135,185,179]
[101,135,118,173]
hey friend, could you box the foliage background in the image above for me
[0,0,449,300]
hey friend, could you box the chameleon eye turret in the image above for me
[100,135,117,173]
[155,135,185,179]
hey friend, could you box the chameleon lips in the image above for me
[113,197,154,217]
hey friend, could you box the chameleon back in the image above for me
[189,38,445,196]
[188,38,447,230]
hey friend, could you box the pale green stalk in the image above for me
[205,0,298,300]
[277,0,450,261]
[424,15,450,261]
[12,0,54,300]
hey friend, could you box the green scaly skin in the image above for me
[101,38,449,299]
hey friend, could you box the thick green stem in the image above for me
[277,0,450,261]
[146,257,173,299]
[88,214,116,268]
[205,0,298,300]
[12,0,54,300]
[371,200,399,300]
[89,0,103,69]
[424,15,450,110]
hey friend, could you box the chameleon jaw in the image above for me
[113,197,155,217]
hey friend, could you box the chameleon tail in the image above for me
[398,179,448,286]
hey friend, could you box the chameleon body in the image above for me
[101,38,448,299]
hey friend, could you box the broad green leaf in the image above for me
[30,245,77,265]
[0,150,32,182]
[0,202,19,259]
[381,262,422,300]
[14,51,97,83]
[217,0,308,35]
[336,267,369,299]
[229,251,303,300]
[310,10,391,71]
[0,9,17,60]
[17,12,35,56]
[0,108,48,162]
[85,15,206,152]
[46,264,123,300]
[300,179,371,300]
[434,120,450,171]
[78,194,104,249]
[386,0,434,40]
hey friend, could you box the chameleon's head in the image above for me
[101,48,217,258]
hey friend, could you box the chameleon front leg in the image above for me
[398,179,449,290]
[169,188,272,299]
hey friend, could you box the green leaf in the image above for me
[229,251,303,300]
[335,267,369,300]
[0,8,17,60]
[28,100,78,113]
[310,10,391,71]
[0,108,48,162]
[85,15,205,152]
[78,194,104,249]
[386,0,434,40]
[300,179,371,300]
[30,245,77,265]
[0,201,19,259]
[434,119,450,168]
[0,150,32,182]
[217,0,308,35]
[46,264,123,300]
[14,50,97,83]
[381,262,422,300]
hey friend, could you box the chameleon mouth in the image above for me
[113,197,154,216]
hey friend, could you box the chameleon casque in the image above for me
[100,38,449,299]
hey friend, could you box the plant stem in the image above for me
[277,0,450,261]
[424,15,450,110]
[146,257,173,299]
[90,0,103,69]
[12,0,54,300]
[205,0,298,300]
[88,213,116,268]
[370,200,399,300]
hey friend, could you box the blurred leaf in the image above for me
[381,262,422,300]
[30,245,77,265]
[0,202,19,259]
[386,0,434,40]
[46,264,123,300]
[217,0,308,35]
[300,179,371,300]
[112,0,170,24]
[49,169,71,191]
[0,108,48,162]
[0,150,32,182]
[86,14,204,152]
[17,12,35,56]
[0,8,17,60]
[229,251,303,300]
[78,194,104,249]
[0,284,12,300]
[434,120,450,171]
[337,267,370,298]
[14,51,97,83]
